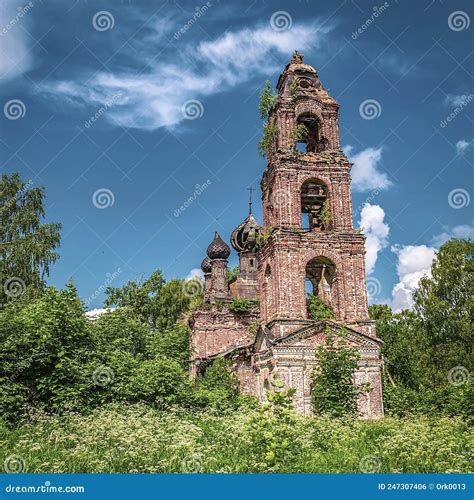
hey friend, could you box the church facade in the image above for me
[189,52,384,417]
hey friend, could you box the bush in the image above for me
[228,298,252,313]
[307,295,333,320]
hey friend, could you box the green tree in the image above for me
[0,283,95,419]
[258,80,278,119]
[104,270,165,326]
[0,173,61,305]
[104,271,195,329]
[311,331,364,417]
[414,239,473,383]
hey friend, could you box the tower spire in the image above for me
[247,186,255,215]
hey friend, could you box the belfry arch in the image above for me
[300,178,329,230]
[305,256,335,314]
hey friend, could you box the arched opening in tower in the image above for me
[295,113,327,153]
[305,256,335,317]
[263,263,273,318]
[301,179,328,230]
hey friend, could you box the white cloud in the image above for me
[431,224,474,247]
[186,268,204,281]
[390,244,436,312]
[455,139,472,155]
[39,21,330,130]
[0,0,34,82]
[85,307,115,319]
[359,203,389,275]
[345,146,392,192]
[445,93,473,107]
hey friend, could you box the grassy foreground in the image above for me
[1,404,471,473]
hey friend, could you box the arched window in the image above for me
[295,113,328,153]
[301,179,329,230]
[305,256,335,317]
[264,264,273,318]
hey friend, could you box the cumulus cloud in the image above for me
[85,307,115,319]
[186,268,204,281]
[390,245,436,312]
[359,203,389,275]
[0,0,34,82]
[344,146,392,192]
[431,224,474,247]
[38,20,330,130]
[455,139,472,155]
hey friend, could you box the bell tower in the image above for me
[258,51,375,339]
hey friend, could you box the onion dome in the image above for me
[207,232,231,260]
[201,256,212,274]
[231,213,261,252]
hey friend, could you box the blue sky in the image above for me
[1,0,472,311]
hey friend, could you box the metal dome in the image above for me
[201,256,212,273]
[231,213,261,252]
[206,232,231,260]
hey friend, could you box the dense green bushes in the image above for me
[0,404,470,473]
[0,280,239,424]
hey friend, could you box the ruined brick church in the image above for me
[190,52,384,417]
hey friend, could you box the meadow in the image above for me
[1,405,471,474]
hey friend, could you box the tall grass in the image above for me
[0,404,470,473]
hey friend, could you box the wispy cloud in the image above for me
[445,93,472,107]
[38,19,331,131]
